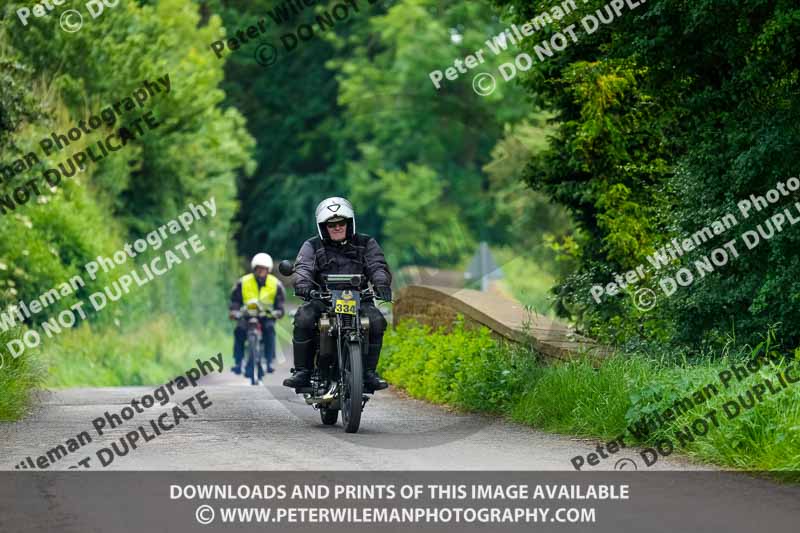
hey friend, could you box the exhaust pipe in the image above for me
[322,382,338,401]
[304,383,339,405]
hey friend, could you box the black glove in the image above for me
[294,287,311,300]
[375,286,392,302]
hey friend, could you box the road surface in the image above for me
[7,347,800,533]
[0,347,707,471]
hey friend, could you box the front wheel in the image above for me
[340,340,363,433]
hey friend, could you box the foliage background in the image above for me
[0,0,254,417]
[2,0,799,426]
[490,0,800,350]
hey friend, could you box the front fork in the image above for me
[310,312,372,407]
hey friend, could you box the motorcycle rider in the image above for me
[229,253,285,378]
[283,197,392,391]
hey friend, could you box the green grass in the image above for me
[0,314,233,420]
[45,315,230,388]
[628,357,800,473]
[508,356,653,438]
[381,319,800,474]
[0,328,44,420]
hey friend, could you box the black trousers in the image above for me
[293,299,387,370]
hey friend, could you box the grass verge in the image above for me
[44,315,230,388]
[0,328,44,421]
[380,319,800,475]
[0,315,232,420]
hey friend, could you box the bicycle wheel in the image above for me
[248,332,261,386]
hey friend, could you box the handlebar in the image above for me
[231,299,280,320]
[231,308,276,320]
[308,290,331,301]
[306,288,385,302]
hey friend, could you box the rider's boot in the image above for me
[283,339,314,388]
[363,342,388,391]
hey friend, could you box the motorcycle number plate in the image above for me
[334,300,357,315]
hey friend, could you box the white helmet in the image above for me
[315,197,355,239]
[251,253,273,271]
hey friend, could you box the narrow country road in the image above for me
[0,344,705,472]
[6,346,800,533]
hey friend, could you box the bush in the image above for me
[379,317,538,412]
[454,340,540,413]
[382,319,800,473]
[0,0,252,419]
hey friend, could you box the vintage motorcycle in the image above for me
[232,298,275,386]
[279,259,382,433]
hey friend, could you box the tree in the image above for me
[1,0,255,326]
[202,0,346,260]
[491,0,800,347]
[326,0,532,267]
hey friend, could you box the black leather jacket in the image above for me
[293,233,392,296]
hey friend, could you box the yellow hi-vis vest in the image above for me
[241,273,278,308]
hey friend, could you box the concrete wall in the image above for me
[393,285,611,364]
